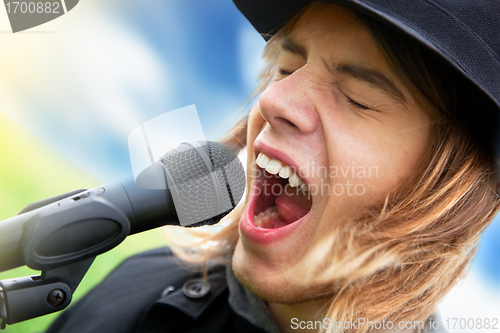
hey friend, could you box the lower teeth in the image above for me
[254,206,287,228]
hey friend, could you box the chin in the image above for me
[232,240,333,304]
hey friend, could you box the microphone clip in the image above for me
[0,257,94,328]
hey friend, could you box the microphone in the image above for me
[0,141,245,273]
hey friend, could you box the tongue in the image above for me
[275,186,312,224]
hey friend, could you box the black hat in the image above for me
[233,0,500,145]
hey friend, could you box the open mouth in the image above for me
[252,153,313,229]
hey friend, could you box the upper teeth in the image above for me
[256,152,308,192]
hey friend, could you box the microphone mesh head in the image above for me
[159,141,245,227]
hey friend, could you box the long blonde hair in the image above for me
[164,3,500,332]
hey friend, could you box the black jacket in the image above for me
[46,247,448,333]
[46,247,269,333]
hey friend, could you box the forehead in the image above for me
[282,4,413,107]
[287,4,392,74]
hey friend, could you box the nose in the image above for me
[258,69,320,135]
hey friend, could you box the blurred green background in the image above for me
[0,114,169,332]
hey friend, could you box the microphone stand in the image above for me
[0,188,130,328]
[0,161,201,328]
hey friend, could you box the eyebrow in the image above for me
[281,36,308,60]
[280,36,407,104]
[333,63,407,103]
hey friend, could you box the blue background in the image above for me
[0,1,498,331]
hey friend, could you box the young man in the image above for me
[48,1,500,332]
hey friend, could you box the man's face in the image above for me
[232,4,431,303]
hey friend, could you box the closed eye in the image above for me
[345,95,370,110]
[277,68,294,76]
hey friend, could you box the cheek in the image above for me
[244,106,267,200]
[321,117,430,206]
[374,116,431,188]
[245,106,266,164]
[248,105,267,141]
